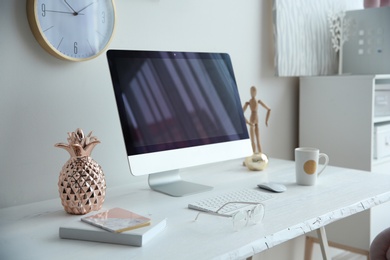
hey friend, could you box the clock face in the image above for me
[27,0,115,61]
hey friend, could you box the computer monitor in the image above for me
[106,50,252,197]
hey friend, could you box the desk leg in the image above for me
[317,227,331,260]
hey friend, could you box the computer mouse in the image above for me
[257,182,286,193]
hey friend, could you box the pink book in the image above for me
[81,208,151,233]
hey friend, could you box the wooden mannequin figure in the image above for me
[243,86,271,171]
[243,86,271,154]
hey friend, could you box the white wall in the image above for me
[0,0,298,209]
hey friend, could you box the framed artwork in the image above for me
[273,0,363,76]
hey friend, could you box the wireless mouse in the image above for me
[257,182,286,193]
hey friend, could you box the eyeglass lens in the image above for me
[232,204,265,230]
[250,204,265,224]
[232,211,247,230]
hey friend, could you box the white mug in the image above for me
[295,147,329,186]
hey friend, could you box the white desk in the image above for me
[1,158,390,260]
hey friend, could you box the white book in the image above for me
[59,217,166,247]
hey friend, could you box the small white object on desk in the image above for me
[257,182,286,193]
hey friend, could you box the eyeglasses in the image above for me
[194,202,265,231]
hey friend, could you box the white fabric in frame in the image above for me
[273,0,362,76]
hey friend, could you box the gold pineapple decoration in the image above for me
[55,128,106,215]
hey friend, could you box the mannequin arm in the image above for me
[242,102,251,125]
[258,100,271,127]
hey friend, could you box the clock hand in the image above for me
[46,10,84,15]
[63,0,78,15]
[77,2,95,13]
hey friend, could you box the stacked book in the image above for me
[59,208,166,246]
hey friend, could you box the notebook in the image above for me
[81,207,151,233]
[59,216,166,247]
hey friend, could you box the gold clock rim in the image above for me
[26,0,116,62]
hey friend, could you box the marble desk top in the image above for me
[1,158,390,260]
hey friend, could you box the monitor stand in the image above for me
[148,170,213,197]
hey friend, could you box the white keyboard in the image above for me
[188,189,273,214]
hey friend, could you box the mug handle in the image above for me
[317,153,329,176]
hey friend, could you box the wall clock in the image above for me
[27,0,116,61]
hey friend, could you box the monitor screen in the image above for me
[107,50,251,196]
